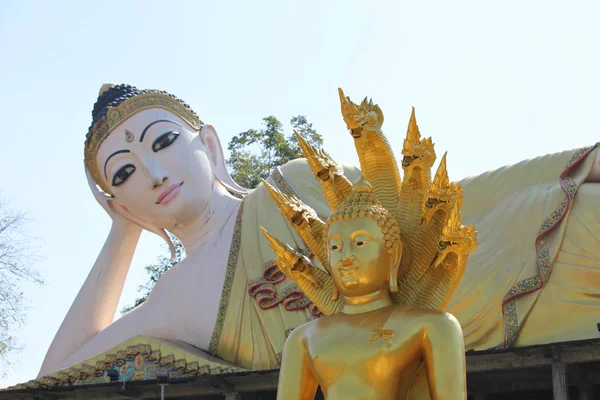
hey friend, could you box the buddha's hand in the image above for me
[86,170,133,227]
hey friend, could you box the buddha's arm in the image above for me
[276,328,318,400]
[38,222,141,377]
[422,312,467,400]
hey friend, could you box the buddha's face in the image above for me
[95,108,215,229]
[327,218,394,297]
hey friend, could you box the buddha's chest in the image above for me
[306,320,418,382]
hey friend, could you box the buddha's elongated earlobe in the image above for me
[108,200,176,260]
[389,242,402,293]
[200,125,249,195]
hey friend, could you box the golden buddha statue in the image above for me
[261,90,477,399]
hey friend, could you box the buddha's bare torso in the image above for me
[284,305,462,400]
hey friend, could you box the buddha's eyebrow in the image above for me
[104,150,131,179]
[140,119,183,142]
[351,230,372,240]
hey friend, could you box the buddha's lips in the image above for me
[338,265,359,276]
[156,182,184,205]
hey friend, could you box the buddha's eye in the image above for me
[112,164,136,187]
[355,237,370,247]
[329,244,340,251]
[152,131,180,152]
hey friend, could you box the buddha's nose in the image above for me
[140,155,168,188]
[340,251,355,265]
[152,176,168,189]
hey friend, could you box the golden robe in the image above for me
[448,144,600,349]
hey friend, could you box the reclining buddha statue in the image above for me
[37,83,361,379]
[261,91,476,399]
[34,84,600,387]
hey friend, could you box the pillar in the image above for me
[552,362,568,400]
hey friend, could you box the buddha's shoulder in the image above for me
[285,318,323,342]
[389,305,461,330]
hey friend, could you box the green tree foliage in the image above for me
[227,116,323,189]
[122,116,323,314]
[120,235,185,314]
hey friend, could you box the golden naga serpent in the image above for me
[261,88,477,315]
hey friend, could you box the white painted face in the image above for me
[95,108,215,229]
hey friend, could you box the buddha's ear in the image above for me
[388,242,402,294]
[107,200,176,260]
[200,125,249,195]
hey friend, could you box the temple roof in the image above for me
[1,336,245,393]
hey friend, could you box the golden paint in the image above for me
[262,89,476,399]
[368,325,395,348]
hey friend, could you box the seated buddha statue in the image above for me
[261,91,476,399]
[264,88,600,358]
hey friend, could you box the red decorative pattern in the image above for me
[248,253,319,312]
[311,305,323,318]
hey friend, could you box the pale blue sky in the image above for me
[1,0,599,386]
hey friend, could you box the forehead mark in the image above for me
[140,119,183,142]
[103,149,131,179]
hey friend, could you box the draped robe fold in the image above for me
[447,144,600,349]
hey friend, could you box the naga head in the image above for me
[294,130,344,183]
[262,180,320,228]
[401,108,436,172]
[338,88,384,138]
[422,153,463,224]
[433,204,477,268]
